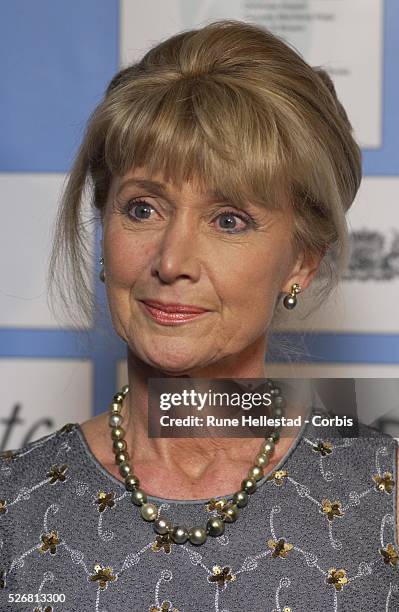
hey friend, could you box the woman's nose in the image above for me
[150,214,202,284]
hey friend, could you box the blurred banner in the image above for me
[1,0,398,448]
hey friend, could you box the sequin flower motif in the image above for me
[59,423,75,434]
[312,440,333,456]
[266,470,288,486]
[321,498,344,521]
[0,500,8,515]
[39,530,60,555]
[149,601,179,612]
[96,491,115,512]
[205,497,230,514]
[0,449,18,460]
[326,567,348,591]
[152,533,173,554]
[268,538,294,559]
[372,471,394,494]
[379,543,398,568]
[89,563,116,590]
[207,565,236,586]
[46,464,68,484]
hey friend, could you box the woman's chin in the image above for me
[137,343,207,376]
[150,358,202,377]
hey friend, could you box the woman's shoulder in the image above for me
[0,421,78,460]
[354,419,399,462]
[306,407,398,487]
[0,422,79,493]
[355,418,398,442]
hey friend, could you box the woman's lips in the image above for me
[139,301,210,325]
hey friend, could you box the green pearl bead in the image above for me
[248,465,263,481]
[270,430,280,442]
[140,502,158,521]
[255,453,269,468]
[111,426,125,440]
[223,504,240,522]
[109,413,122,427]
[110,402,122,414]
[273,406,283,418]
[241,477,257,494]
[131,489,147,506]
[188,526,207,545]
[113,439,127,453]
[154,517,172,534]
[125,474,140,490]
[263,440,275,454]
[270,386,281,396]
[273,394,286,408]
[171,526,189,544]
[121,384,129,396]
[115,451,129,464]
[233,490,248,508]
[206,516,225,537]
[119,462,131,477]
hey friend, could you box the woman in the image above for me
[1,19,398,611]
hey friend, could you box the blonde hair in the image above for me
[48,19,362,329]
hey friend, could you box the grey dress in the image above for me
[0,405,398,611]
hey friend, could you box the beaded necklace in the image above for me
[108,380,285,546]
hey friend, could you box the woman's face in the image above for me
[102,166,316,375]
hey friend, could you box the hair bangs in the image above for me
[100,76,286,212]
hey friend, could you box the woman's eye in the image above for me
[125,199,154,220]
[123,200,252,233]
[216,211,249,233]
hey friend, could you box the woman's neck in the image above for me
[113,357,304,499]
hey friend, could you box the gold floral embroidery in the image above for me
[0,449,17,460]
[34,607,52,612]
[59,422,75,434]
[39,530,60,555]
[151,533,173,554]
[89,563,116,589]
[207,565,236,585]
[46,464,68,484]
[266,470,288,486]
[149,601,179,612]
[312,440,333,456]
[96,491,115,512]
[321,498,344,521]
[205,497,229,514]
[379,543,398,568]
[267,538,294,559]
[326,567,348,591]
[372,471,394,494]
[0,500,7,515]
[0,570,5,589]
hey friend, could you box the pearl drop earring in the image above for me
[283,283,301,309]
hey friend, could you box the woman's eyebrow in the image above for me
[116,177,232,204]
[115,177,258,212]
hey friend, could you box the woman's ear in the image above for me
[281,248,324,294]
